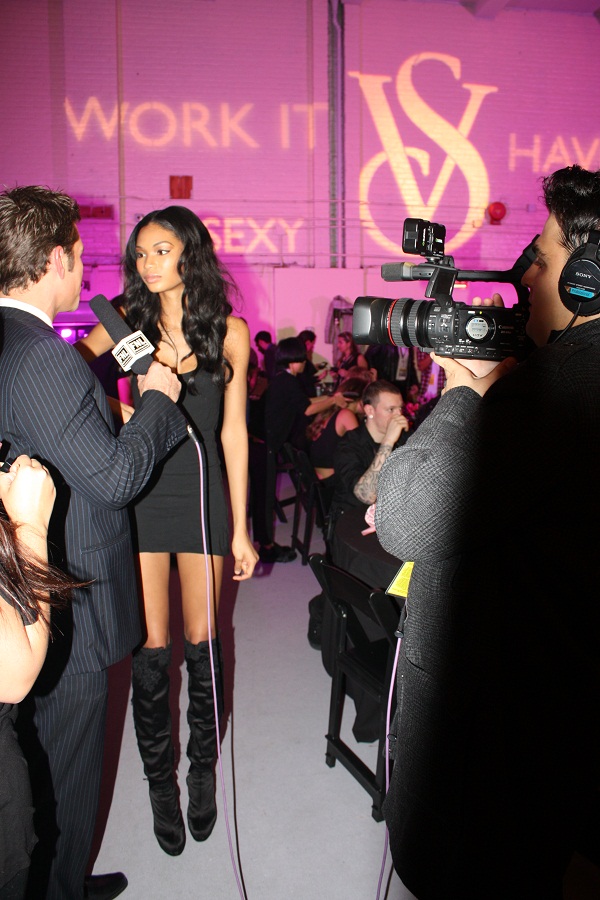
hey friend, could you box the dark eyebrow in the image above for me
[532,238,547,260]
[135,240,174,250]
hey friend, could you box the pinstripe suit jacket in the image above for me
[0,306,188,675]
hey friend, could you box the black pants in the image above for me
[17,670,108,900]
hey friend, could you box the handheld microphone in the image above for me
[89,294,155,375]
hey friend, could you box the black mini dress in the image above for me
[131,369,230,555]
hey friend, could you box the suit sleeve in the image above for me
[375,386,481,562]
[12,336,188,510]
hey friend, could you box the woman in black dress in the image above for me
[77,207,258,856]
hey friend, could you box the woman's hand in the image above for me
[332,393,349,409]
[0,455,55,534]
[231,532,259,581]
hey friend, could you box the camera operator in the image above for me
[374,165,600,899]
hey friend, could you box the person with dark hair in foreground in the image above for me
[376,165,600,899]
[0,457,80,900]
[0,185,187,900]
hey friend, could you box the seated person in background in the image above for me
[296,328,319,397]
[319,381,409,744]
[249,337,347,563]
[265,337,348,454]
[254,329,277,380]
[306,376,365,510]
[364,343,399,383]
[331,331,369,387]
[329,379,410,533]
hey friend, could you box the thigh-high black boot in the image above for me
[184,637,223,842]
[131,645,186,856]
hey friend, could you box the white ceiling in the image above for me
[464,0,599,13]
[364,0,600,17]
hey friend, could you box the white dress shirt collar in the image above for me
[0,297,53,327]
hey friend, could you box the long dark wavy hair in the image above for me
[122,206,237,393]
[0,514,79,628]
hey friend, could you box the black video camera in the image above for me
[353,218,537,362]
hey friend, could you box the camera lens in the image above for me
[352,295,435,350]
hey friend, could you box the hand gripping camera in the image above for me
[353,218,537,362]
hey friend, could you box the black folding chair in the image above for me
[308,552,404,821]
[282,443,330,564]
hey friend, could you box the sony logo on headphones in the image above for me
[576,271,593,279]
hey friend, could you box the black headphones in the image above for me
[558,229,600,315]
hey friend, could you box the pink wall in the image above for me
[1,0,598,360]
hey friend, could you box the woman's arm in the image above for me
[221,317,259,580]
[0,457,55,703]
[75,321,115,362]
[76,322,135,420]
[304,392,348,417]
[335,408,359,437]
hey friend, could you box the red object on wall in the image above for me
[169,176,193,199]
[92,205,114,219]
[488,201,507,225]
[79,204,114,219]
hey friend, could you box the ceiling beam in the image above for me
[461,0,511,17]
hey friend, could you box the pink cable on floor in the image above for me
[188,424,247,899]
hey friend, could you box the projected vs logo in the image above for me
[349,53,498,254]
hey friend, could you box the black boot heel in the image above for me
[184,638,222,843]
[149,782,186,855]
[186,764,217,841]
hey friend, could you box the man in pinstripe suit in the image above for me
[0,186,188,900]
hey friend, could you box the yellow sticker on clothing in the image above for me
[386,561,414,599]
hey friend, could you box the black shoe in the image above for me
[149,781,186,855]
[259,543,297,563]
[83,872,128,900]
[187,763,217,841]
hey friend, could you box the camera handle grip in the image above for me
[381,236,538,308]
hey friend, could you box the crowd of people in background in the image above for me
[245,321,447,562]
